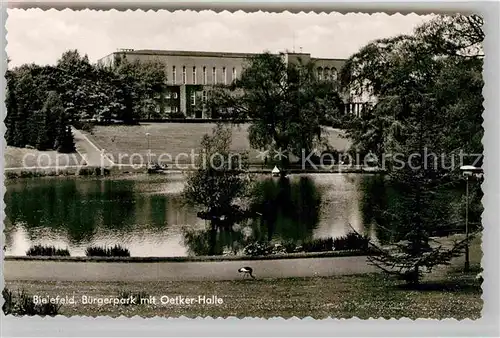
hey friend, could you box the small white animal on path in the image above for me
[238,266,255,279]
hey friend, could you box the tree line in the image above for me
[5,50,167,152]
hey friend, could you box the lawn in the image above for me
[83,123,351,166]
[4,237,482,318]
[5,271,482,319]
[4,146,85,169]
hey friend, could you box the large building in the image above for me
[98,49,367,119]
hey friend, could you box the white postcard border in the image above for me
[1,1,498,337]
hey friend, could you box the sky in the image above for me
[6,9,433,67]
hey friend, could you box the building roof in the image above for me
[99,49,347,62]
[114,49,262,58]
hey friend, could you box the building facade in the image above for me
[98,49,368,119]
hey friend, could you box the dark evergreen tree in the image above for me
[49,92,76,153]
[34,109,51,150]
[342,15,484,285]
[56,125,76,153]
[13,103,29,148]
[5,70,18,146]
[34,92,60,150]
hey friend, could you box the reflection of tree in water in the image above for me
[360,175,475,245]
[4,179,137,244]
[182,176,323,255]
[250,176,322,243]
[148,194,168,228]
[99,180,137,230]
[360,175,391,244]
[182,223,254,256]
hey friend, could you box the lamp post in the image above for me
[146,132,151,167]
[459,165,483,272]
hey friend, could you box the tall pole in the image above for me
[465,175,470,272]
[146,133,151,166]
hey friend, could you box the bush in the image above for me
[243,232,370,256]
[19,171,36,178]
[301,237,334,252]
[85,245,130,257]
[77,167,110,176]
[333,232,370,251]
[301,232,369,253]
[73,120,95,134]
[243,242,273,256]
[168,112,186,119]
[243,241,298,256]
[26,245,70,257]
[2,288,61,316]
[5,171,19,179]
[81,121,95,134]
[77,167,94,176]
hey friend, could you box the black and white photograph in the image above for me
[2,8,485,320]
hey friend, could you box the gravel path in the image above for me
[4,256,377,282]
[72,127,115,167]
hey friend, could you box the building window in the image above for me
[192,66,197,84]
[202,91,207,103]
[232,67,236,81]
[212,67,216,84]
[172,66,176,85]
[190,91,196,106]
[324,67,330,80]
[331,68,338,81]
[317,67,323,81]
[182,66,186,84]
[222,67,227,85]
[203,66,207,85]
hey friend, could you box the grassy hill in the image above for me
[5,146,85,169]
[84,123,351,166]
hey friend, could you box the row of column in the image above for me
[344,102,365,117]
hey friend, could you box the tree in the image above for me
[91,64,126,122]
[58,126,76,153]
[113,58,167,123]
[56,50,96,121]
[207,52,343,168]
[53,91,76,154]
[341,14,484,284]
[7,64,59,148]
[181,124,254,255]
[415,14,484,58]
[182,124,252,227]
[35,91,64,151]
[5,70,18,146]
[6,62,78,152]
[340,15,483,159]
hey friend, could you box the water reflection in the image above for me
[5,174,373,257]
[249,176,321,242]
[182,174,366,256]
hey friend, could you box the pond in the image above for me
[3,173,397,257]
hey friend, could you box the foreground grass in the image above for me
[5,270,481,319]
[84,123,350,165]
